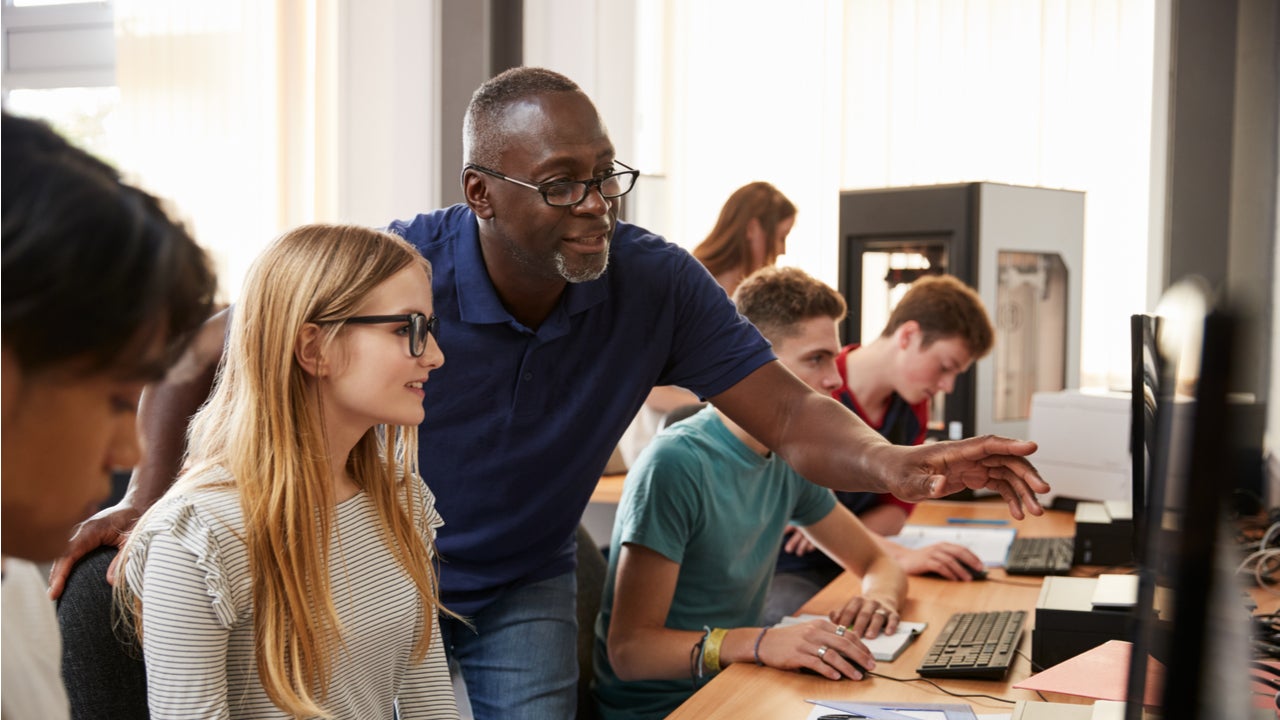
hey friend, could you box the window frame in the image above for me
[2,1,115,93]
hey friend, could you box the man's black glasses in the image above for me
[343,313,438,357]
[465,161,639,207]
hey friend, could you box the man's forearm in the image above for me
[773,391,900,494]
[712,362,902,494]
[123,364,216,510]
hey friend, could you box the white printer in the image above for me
[1027,389,1132,506]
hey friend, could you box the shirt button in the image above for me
[523,372,533,381]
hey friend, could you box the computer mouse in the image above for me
[799,655,868,678]
[925,562,987,581]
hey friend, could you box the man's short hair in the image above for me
[463,66,582,168]
[732,266,847,345]
[880,274,994,359]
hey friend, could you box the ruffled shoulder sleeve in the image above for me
[124,474,246,629]
[407,475,445,544]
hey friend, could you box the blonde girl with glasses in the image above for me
[115,224,459,719]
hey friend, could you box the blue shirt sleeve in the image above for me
[618,229,774,399]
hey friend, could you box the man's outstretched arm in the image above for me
[709,361,1049,520]
[48,309,228,599]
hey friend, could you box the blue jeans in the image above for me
[440,572,578,720]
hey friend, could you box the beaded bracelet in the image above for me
[753,625,771,666]
[689,627,711,689]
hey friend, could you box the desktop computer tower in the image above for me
[837,182,1084,441]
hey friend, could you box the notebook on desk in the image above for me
[779,614,926,661]
[888,524,1016,567]
[1011,700,1127,720]
[805,699,979,719]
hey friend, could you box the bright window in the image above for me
[4,86,121,164]
[636,0,1156,392]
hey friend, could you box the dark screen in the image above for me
[1129,313,1160,566]
[1123,278,1247,720]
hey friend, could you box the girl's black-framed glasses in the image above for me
[342,313,439,357]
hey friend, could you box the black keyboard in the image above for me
[916,610,1026,680]
[1004,536,1075,576]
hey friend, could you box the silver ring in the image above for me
[874,609,888,616]
[816,645,828,659]
[835,625,847,637]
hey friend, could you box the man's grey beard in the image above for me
[555,247,610,283]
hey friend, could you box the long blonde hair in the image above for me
[118,224,446,718]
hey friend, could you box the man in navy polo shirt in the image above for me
[52,67,1050,719]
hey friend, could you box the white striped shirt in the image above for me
[125,469,458,719]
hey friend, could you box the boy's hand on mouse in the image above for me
[890,541,985,581]
[757,618,874,680]
[830,595,899,638]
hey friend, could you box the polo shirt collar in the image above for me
[453,217,610,337]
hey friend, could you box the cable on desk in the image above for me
[1015,648,1046,674]
[1253,613,1280,660]
[1247,665,1280,712]
[864,670,1016,706]
[1014,648,1050,702]
[1249,688,1280,711]
[1251,660,1280,679]
[1237,519,1280,595]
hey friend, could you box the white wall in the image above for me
[336,0,439,228]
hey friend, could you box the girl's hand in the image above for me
[830,595,899,638]
[755,618,874,681]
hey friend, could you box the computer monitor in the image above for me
[1128,313,1160,566]
[1123,278,1253,720]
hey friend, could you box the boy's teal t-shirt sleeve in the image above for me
[791,481,838,527]
[614,440,704,565]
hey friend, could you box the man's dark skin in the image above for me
[49,88,1049,598]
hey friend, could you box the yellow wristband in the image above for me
[703,627,728,672]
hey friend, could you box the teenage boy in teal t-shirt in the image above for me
[592,267,908,719]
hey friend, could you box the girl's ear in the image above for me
[295,323,328,377]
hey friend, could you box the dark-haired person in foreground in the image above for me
[49,68,1048,719]
[2,112,217,719]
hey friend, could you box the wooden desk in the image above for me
[591,473,627,504]
[668,500,1082,719]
